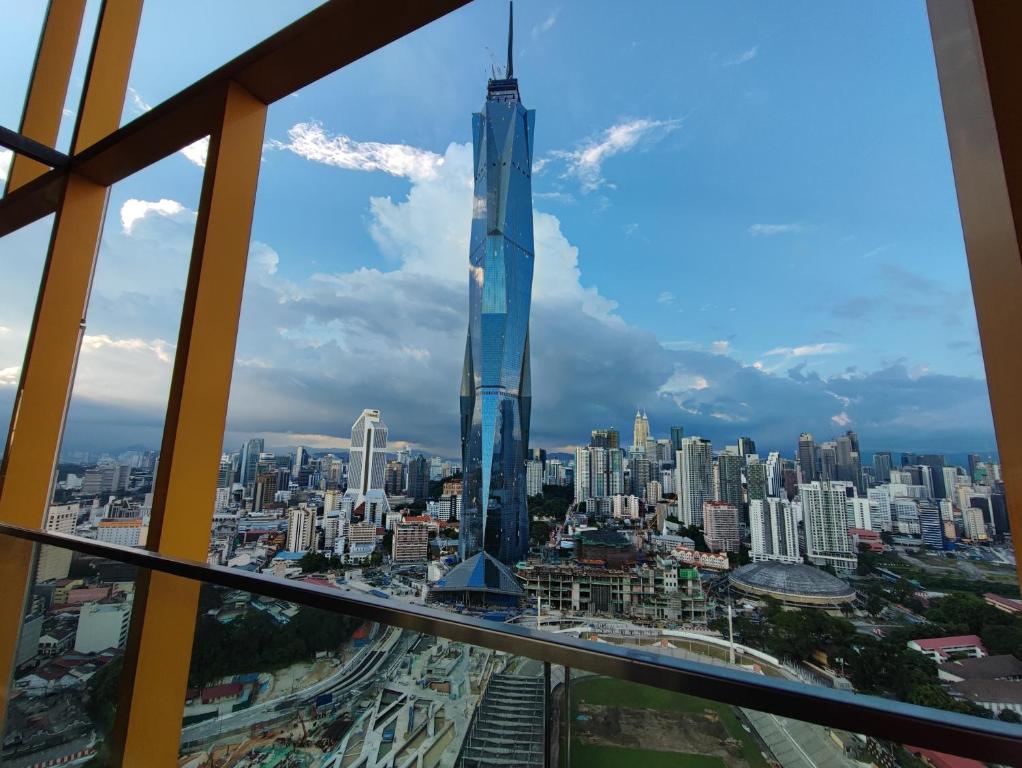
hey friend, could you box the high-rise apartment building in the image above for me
[574,447,591,503]
[590,428,619,449]
[749,498,799,563]
[746,460,768,502]
[37,504,78,581]
[392,522,429,563]
[342,409,392,524]
[715,450,743,509]
[703,501,740,552]
[797,433,818,483]
[800,481,855,573]
[526,459,544,497]
[384,460,406,495]
[286,507,316,552]
[669,426,685,454]
[407,455,429,501]
[459,19,534,566]
[873,452,893,483]
[679,437,713,526]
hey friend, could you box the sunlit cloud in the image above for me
[0,148,12,183]
[552,117,682,192]
[532,10,558,38]
[271,121,445,182]
[119,198,189,234]
[764,342,848,358]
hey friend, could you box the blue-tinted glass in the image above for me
[460,74,535,566]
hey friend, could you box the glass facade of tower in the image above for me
[459,72,536,566]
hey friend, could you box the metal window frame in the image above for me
[0,0,1020,765]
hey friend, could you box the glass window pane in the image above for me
[1,535,138,767]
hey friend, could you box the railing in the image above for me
[1,521,1020,765]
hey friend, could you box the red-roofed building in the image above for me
[849,528,883,553]
[907,746,985,768]
[906,635,987,663]
[185,682,244,706]
[984,592,1022,615]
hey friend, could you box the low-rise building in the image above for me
[906,635,987,663]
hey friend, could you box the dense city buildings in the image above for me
[458,30,535,567]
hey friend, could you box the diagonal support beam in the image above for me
[111,81,267,766]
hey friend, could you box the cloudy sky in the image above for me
[0,0,998,460]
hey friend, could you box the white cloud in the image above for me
[181,137,209,167]
[271,122,444,182]
[532,10,558,38]
[764,342,848,358]
[552,118,682,192]
[657,291,675,304]
[366,141,619,321]
[119,198,189,234]
[831,411,852,427]
[711,340,731,354]
[73,335,175,408]
[128,87,152,115]
[0,148,12,183]
[0,366,20,387]
[748,223,808,236]
[724,46,759,67]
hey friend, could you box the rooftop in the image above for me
[730,561,856,600]
[939,655,1022,681]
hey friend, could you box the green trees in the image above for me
[188,600,361,688]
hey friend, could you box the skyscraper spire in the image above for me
[506,1,514,79]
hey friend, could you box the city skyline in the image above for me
[0,0,1000,459]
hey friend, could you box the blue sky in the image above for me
[0,0,998,459]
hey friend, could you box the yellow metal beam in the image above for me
[0,0,142,528]
[114,82,267,767]
[0,0,141,727]
[5,0,86,192]
[928,0,1022,580]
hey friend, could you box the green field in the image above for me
[569,676,768,768]
[572,744,726,768]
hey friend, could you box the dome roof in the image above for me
[730,562,855,604]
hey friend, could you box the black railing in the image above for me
[1,520,1020,764]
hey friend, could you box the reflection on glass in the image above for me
[179,583,551,768]
[1,540,136,768]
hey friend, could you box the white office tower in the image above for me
[660,468,675,495]
[589,446,607,497]
[574,446,591,503]
[679,437,713,526]
[286,507,316,552]
[866,487,893,531]
[846,496,873,530]
[341,409,392,526]
[749,498,799,563]
[526,459,544,497]
[800,481,855,573]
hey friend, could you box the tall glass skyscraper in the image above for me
[460,6,535,565]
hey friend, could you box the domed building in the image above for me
[729,561,856,610]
